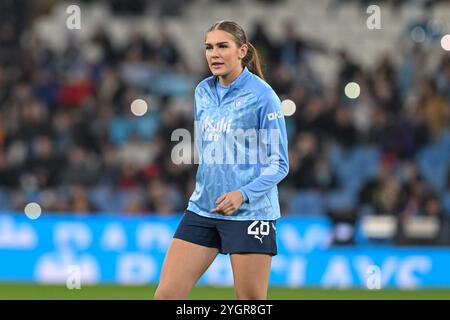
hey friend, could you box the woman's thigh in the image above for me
[230,253,272,300]
[154,238,219,299]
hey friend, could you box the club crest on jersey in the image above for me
[234,97,246,109]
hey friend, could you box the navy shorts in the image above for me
[174,210,277,256]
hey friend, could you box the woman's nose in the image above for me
[211,47,220,57]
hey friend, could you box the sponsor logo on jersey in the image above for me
[267,111,283,121]
[201,116,232,134]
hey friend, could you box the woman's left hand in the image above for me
[210,190,244,216]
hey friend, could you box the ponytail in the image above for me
[243,41,264,80]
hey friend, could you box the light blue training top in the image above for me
[187,67,289,221]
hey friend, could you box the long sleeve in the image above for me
[239,89,289,204]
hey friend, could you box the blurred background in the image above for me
[0,0,450,298]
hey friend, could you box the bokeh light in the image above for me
[24,202,42,220]
[130,99,148,116]
[281,99,296,116]
[344,82,360,99]
[441,34,450,51]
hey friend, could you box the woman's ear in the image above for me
[239,44,248,60]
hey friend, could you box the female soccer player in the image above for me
[154,20,289,300]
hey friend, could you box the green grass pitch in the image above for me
[0,283,449,300]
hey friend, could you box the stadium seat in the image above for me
[417,146,449,193]
[435,130,450,159]
[325,190,356,212]
[287,191,324,215]
[329,145,380,192]
[442,192,450,216]
[0,189,8,211]
[352,147,380,180]
[89,187,119,213]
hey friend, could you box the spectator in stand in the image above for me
[0,6,449,224]
[249,21,276,67]
[358,162,402,215]
[417,79,450,138]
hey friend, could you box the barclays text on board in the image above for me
[1,213,449,288]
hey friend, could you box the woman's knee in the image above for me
[235,288,267,300]
[154,285,188,300]
[153,287,169,300]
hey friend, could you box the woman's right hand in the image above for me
[210,190,244,216]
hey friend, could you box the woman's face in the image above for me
[205,30,247,83]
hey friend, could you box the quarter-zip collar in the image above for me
[207,67,252,96]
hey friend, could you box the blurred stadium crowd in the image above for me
[0,0,449,245]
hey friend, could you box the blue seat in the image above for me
[340,167,364,192]
[89,187,119,212]
[329,145,380,191]
[287,191,324,215]
[328,144,345,169]
[325,190,356,211]
[0,188,8,210]
[442,192,450,216]
[435,130,450,158]
[352,147,380,180]
[417,147,449,192]
[108,117,130,145]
